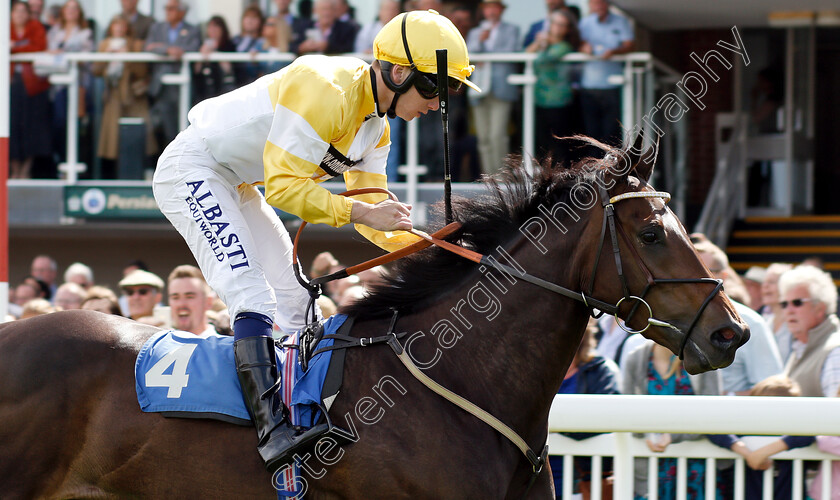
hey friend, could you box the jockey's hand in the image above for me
[350,199,413,232]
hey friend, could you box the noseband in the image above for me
[584,176,724,359]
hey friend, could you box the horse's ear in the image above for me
[632,137,660,183]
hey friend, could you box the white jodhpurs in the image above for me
[152,127,316,334]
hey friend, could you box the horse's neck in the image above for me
[399,243,591,441]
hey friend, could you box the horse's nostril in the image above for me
[711,328,737,345]
[719,329,735,341]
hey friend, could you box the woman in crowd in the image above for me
[622,340,721,499]
[47,0,94,168]
[526,8,581,165]
[193,15,237,104]
[255,15,293,75]
[231,5,265,86]
[9,0,52,179]
[91,15,156,178]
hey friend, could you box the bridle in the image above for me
[288,175,725,494]
[293,176,723,359]
[582,173,724,359]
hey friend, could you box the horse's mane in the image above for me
[340,137,621,320]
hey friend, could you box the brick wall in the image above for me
[650,30,736,226]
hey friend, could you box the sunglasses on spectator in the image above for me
[780,298,814,309]
[413,71,463,100]
[123,287,154,296]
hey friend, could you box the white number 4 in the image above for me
[145,343,198,398]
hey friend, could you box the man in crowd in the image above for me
[579,0,634,146]
[145,0,201,150]
[780,265,840,397]
[167,265,218,337]
[30,255,58,300]
[120,0,154,41]
[119,269,164,321]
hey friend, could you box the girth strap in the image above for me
[388,340,546,474]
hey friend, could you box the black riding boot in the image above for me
[234,335,330,473]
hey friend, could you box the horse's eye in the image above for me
[641,231,658,245]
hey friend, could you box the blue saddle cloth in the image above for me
[134,314,347,426]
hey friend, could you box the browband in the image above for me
[609,191,671,205]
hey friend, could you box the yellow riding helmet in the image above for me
[373,10,481,93]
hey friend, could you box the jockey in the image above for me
[152,10,479,473]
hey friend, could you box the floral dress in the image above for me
[634,359,708,500]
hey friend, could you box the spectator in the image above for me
[761,263,794,363]
[810,386,840,500]
[45,4,62,30]
[445,5,480,182]
[167,265,219,337]
[151,9,476,471]
[779,265,840,397]
[30,255,58,299]
[693,239,783,395]
[317,295,338,318]
[310,251,341,279]
[621,339,721,499]
[338,284,367,307]
[63,261,93,289]
[28,0,47,27]
[467,0,521,176]
[21,298,58,319]
[525,8,580,165]
[54,282,86,310]
[273,0,314,55]
[335,0,359,33]
[23,276,52,302]
[297,0,358,55]
[118,269,164,321]
[550,323,620,499]
[524,0,579,47]
[354,0,399,54]
[354,0,403,181]
[579,0,634,146]
[9,0,52,180]
[119,0,155,41]
[231,5,265,86]
[595,315,645,368]
[709,375,813,500]
[742,266,766,313]
[119,259,150,315]
[81,286,123,315]
[256,15,292,75]
[193,15,237,104]
[13,281,41,316]
[92,15,157,178]
[145,0,201,151]
[48,0,94,169]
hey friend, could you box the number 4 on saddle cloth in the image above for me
[135,314,350,430]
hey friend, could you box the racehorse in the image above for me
[0,137,748,499]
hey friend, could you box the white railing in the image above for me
[548,395,840,500]
[10,51,685,219]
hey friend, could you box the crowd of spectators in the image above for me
[9,0,636,182]
[561,236,840,500]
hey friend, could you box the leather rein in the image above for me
[289,183,722,494]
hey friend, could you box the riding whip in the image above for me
[436,49,453,224]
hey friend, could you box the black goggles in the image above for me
[413,71,463,100]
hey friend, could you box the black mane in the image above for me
[340,139,621,320]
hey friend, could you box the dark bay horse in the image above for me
[0,139,748,499]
